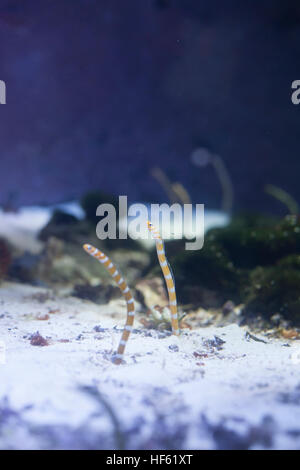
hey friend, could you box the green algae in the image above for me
[166,214,300,323]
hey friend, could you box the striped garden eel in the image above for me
[147,221,180,336]
[83,244,135,365]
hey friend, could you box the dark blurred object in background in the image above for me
[0,0,300,214]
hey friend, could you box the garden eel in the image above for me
[83,244,135,365]
[147,221,180,336]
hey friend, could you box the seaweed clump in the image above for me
[169,233,240,308]
[80,190,119,224]
[243,255,300,322]
[211,214,300,269]
[39,210,79,242]
[165,214,300,324]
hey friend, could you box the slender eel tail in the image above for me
[147,221,180,336]
[83,244,135,364]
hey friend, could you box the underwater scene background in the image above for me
[0,0,300,451]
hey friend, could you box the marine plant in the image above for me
[151,167,192,205]
[191,147,233,213]
[264,184,299,215]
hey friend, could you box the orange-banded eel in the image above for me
[83,244,135,365]
[147,221,180,336]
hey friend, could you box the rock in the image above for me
[80,191,119,224]
[72,283,120,304]
[29,332,49,346]
[135,277,168,309]
[0,239,12,281]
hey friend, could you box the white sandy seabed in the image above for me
[0,281,300,450]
